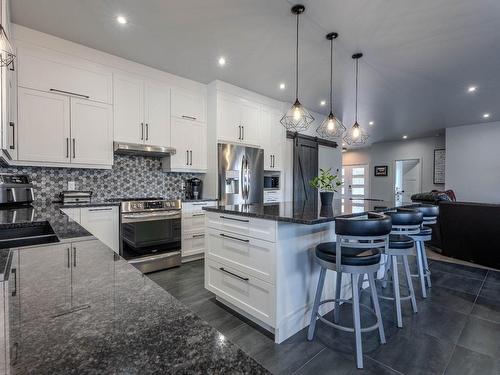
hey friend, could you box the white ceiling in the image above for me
[10,0,500,144]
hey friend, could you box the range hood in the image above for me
[113,142,176,158]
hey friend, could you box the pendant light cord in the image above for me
[330,38,333,113]
[355,57,359,123]
[295,12,299,100]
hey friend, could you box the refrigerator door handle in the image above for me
[240,155,246,201]
[245,156,250,199]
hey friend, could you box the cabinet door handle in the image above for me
[220,233,250,243]
[9,122,15,149]
[66,138,69,158]
[88,207,113,212]
[190,150,193,165]
[50,88,90,99]
[67,247,70,268]
[241,125,244,140]
[182,115,197,121]
[141,123,144,140]
[145,123,149,140]
[73,246,77,267]
[220,215,249,223]
[238,125,241,140]
[193,234,205,238]
[219,267,249,281]
[192,213,205,217]
[72,138,76,159]
[11,268,17,296]
[186,150,189,165]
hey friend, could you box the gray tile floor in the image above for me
[147,255,500,375]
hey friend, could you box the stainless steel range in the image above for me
[114,198,182,273]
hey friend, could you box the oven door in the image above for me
[121,211,181,256]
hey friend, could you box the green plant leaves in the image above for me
[309,168,343,192]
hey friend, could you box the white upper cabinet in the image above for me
[217,93,262,146]
[113,73,171,147]
[113,74,144,144]
[17,45,112,104]
[144,81,171,147]
[18,87,113,166]
[262,106,285,170]
[171,87,206,122]
[18,88,70,163]
[168,117,207,172]
[70,99,113,166]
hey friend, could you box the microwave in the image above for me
[264,175,280,190]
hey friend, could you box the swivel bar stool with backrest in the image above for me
[307,212,392,369]
[408,205,439,298]
[381,208,423,328]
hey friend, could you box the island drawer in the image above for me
[205,259,275,327]
[206,228,275,284]
[205,212,276,242]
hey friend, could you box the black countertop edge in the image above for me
[182,198,218,202]
[57,201,121,209]
[203,201,421,225]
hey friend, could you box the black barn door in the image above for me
[293,135,318,206]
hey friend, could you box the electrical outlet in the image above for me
[68,181,76,191]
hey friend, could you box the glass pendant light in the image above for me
[280,4,314,131]
[316,32,346,139]
[344,53,369,145]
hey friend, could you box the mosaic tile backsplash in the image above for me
[0,155,196,202]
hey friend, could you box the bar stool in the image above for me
[307,212,392,369]
[408,205,439,298]
[381,209,423,328]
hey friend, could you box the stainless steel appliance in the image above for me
[185,177,203,200]
[113,142,176,157]
[0,174,34,205]
[114,198,182,273]
[218,143,264,205]
[264,174,280,190]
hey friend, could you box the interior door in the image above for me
[342,165,369,200]
[113,74,144,144]
[293,136,318,206]
[18,87,70,163]
[395,159,421,204]
[240,100,261,146]
[144,81,170,147]
[70,98,113,165]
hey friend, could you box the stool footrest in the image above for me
[315,298,381,333]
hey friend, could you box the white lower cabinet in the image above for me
[61,206,119,253]
[181,201,217,260]
[205,259,275,326]
[205,211,277,327]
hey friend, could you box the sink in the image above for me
[0,221,60,249]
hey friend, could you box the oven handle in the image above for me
[122,211,181,223]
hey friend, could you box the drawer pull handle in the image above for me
[50,88,90,99]
[192,203,208,206]
[192,213,205,217]
[182,115,197,121]
[219,267,249,281]
[220,215,249,223]
[220,233,249,243]
[193,234,205,238]
[88,207,113,212]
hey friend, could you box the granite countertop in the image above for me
[203,198,417,225]
[58,200,121,209]
[182,198,218,202]
[1,202,269,374]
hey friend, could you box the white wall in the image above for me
[342,135,445,202]
[446,121,500,203]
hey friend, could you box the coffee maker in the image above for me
[185,178,203,200]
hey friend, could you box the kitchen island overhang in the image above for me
[203,199,415,343]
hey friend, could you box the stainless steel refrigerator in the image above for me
[218,143,264,205]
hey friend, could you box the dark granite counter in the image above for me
[203,198,416,225]
[1,202,269,374]
[58,200,121,209]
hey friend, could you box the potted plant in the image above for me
[309,168,343,206]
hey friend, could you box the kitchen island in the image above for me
[203,199,411,343]
[0,202,269,374]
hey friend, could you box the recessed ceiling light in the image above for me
[368,121,374,126]
[279,83,286,90]
[342,142,346,146]
[320,100,326,106]
[467,86,477,93]
[483,113,490,118]
[218,56,226,66]
[116,16,127,25]
[402,135,408,139]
